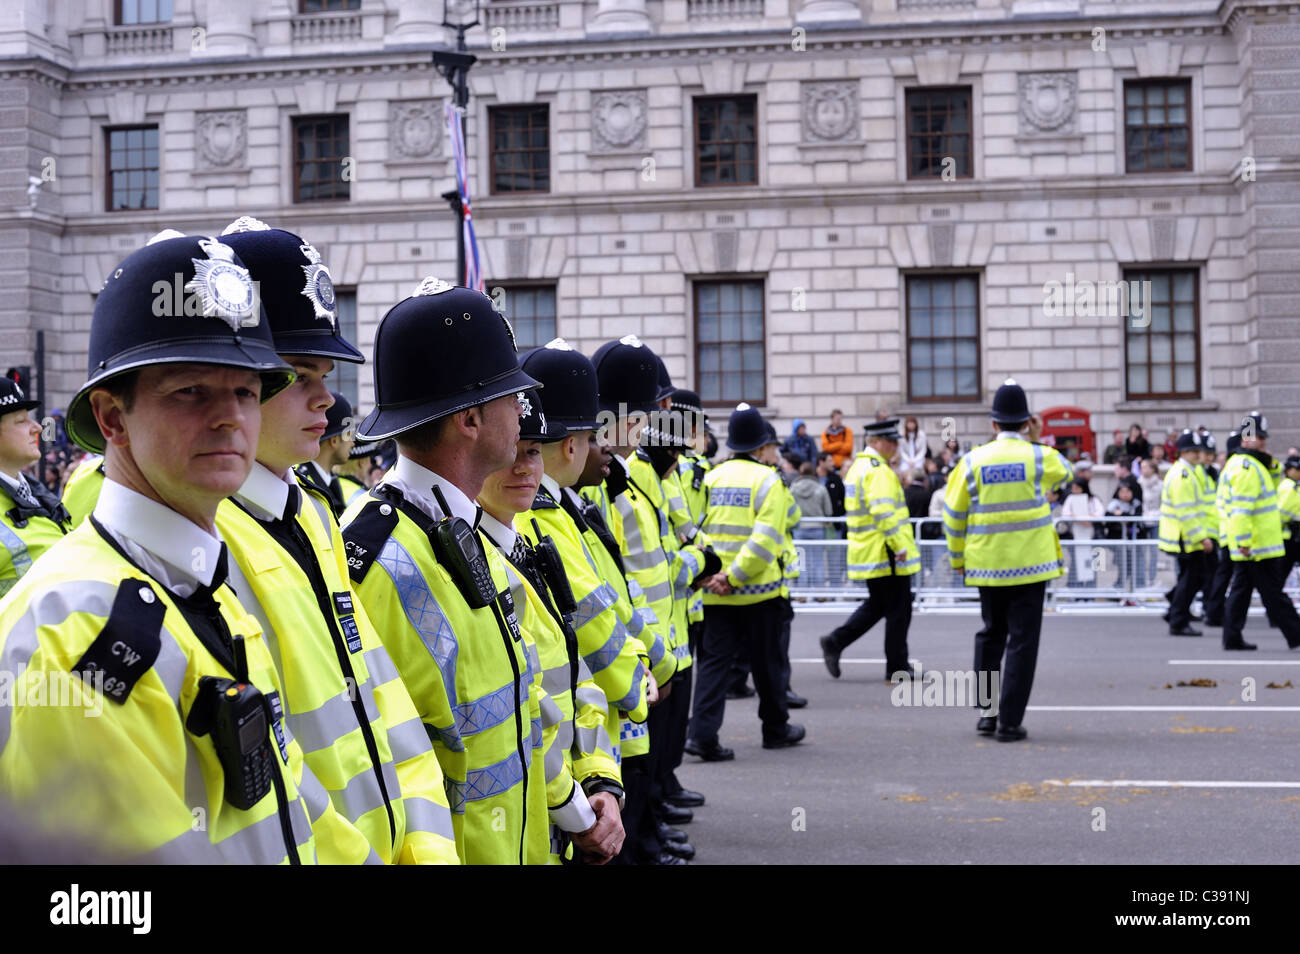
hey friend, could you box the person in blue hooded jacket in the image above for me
[782,419,817,467]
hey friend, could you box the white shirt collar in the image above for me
[385,454,480,525]
[476,509,517,553]
[0,470,29,499]
[233,461,294,523]
[93,479,224,598]
[539,472,562,500]
[307,459,332,486]
[997,431,1026,441]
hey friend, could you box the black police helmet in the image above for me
[1175,428,1202,452]
[220,219,364,364]
[322,391,354,442]
[356,278,539,441]
[591,335,661,416]
[727,403,769,454]
[668,388,706,424]
[653,352,675,402]
[1225,431,1242,456]
[1240,411,1269,440]
[1283,454,1300,473]
[66,233,295,454]
[0,377,39,417]
[990,378,1030,425]
[864,416,903,442]
[519,339,600,431]
[518,388,567,443]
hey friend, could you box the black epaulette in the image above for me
[532,487,561,511]
[70,579,166,705]
[692,461,706,491]
[341,491,400,584]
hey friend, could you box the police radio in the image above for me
[187,676,275,811]
[530,519,578,617]
[430,484,498,609]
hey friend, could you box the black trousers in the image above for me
[689,600,789,745]
[1168,551,1204,630]
[650,663,693,801]
[1222,556,1300,649]
[973,580,1047,729]
[1204,544,1232,625]
[614,753,660,864]
[1280,539,1300,591]
[827,574,914,676]
[778,596,794,692]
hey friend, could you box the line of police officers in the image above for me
[0,219,820,864]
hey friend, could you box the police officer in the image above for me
[686,403,805,758]
[820,417,921,683]
[339,278,553,864]
[1204,431,1242,628]
[0,232,355,861]
[1219,412,1300,650]
[942,379,1072,742]
[0,377,70,597]
[1160,430,1212,636]
[59,452,104,527]
[215,222,458,864]
[336,437,378,508]
[474,388,625,864]
[1278,454,1300,588]
[294,390,356,519]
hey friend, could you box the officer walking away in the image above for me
[1277,454,1300,589]
[1219,413,1300,651]
[686,404,805,759]
[339,278,554,864]
[0,233,344,861]
[1159,429,1212,636]
[1203,431,1242,628]
[943,380,1072,743]
[820,417,920,683]
[294,390,356,519]
[0,377,70,597]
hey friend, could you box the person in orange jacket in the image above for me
[822,409,854,471]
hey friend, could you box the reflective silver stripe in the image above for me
[674,550,699,584]
[1032,442,1045,498]
[741,539,776,564]
[286,689,366,757]
[708,523,754,539]
[641,579,672,603]
[849,560,892,573]
[645,629,667,667]
[361,645,402,688]
[882,523,904,537]
[544,734,565,784]
[636,605,659,626]
[445,749,526,815]
[617,497,644,552]
[574,686,607,711]
[754,521,782,542]
[0,520,31,580]
[296,760,335,823]
[754,472,779,511]
[943,502,967,522]
[402,795,457,843]
[969,497,1045,515]
[867,496,895,509]
[672,643,691,660]
[378,538,460,710]
[582,621,628,676]
[574,724,603,757]
[730,560,751,582]
[385,715,434,764]
[542,663,570,698]
[616,661,646,711]
[965,515,1053,535]
[152,801,307,864]
[539,688,565,731]
[454,677,529,739]
[625,548,667,572]
[573,581,617,632]
[1254,544,1285,557]
[947,549,963,562]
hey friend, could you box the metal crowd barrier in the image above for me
[785,515,1300,615]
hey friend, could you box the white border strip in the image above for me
[1046,779,1300,788]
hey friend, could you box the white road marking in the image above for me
[1168,659,1300,665]
[1028,705,1300,712]
[1046,779,1300,789]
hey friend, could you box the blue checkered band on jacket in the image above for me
[964,559,1063,581]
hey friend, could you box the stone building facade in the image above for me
[2,0,1298,453]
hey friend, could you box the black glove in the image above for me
[692,547,723,586]
[605,458,629,498]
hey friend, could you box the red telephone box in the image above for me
[1038,406,1094,462]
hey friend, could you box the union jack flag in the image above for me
[446,102,483,292]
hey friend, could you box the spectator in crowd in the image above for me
[822,409,853,470]
[791,460,833,587]
[924,474,947,585]
[1150,443,1166,465]
[817,451,847,541]
[923,457,944,493]
[1138,459,1162,586]
[1074,454,1095,484]
[1105,482,1144,598]
[1138,458,1163,504]
[1123,423,1151,461]
[903,469,931,521]
[1060,477,1105,587]
[782,419,817,468]
[777,451,800,487]
[1103,429,1126,464]
[898,417,929,475]
[943,438,960,460]
[1114,455,1142,502]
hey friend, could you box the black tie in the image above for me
[511,534,529,568]
[282,484,301,524]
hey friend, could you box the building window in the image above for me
[334,290,359,410]
[293,115,350,203]
[1123,269,1199,399]
[106,125,159,211]
[905,87,973,180]
[489,106,550,194]
[905,274,980,402]
[1124,80,1191,173]
[116,0,173,24]
[495,285,557,350]
[695,280,765,404]
[695,96,758,188]
[300,0,359,10]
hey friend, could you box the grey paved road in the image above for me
[674,609,1300,865]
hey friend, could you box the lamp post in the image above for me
[434,0,480,287]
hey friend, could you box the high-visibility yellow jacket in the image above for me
[574,482,653,760]
[673,454,714,624]
[1220,451,1285,562]
[341,490,551,865]
[1278,477,1300,541]
[943,435,1072,586]
[628,453,709,672]
[700,456,788,605]
[609,457,679,688]
[1158,457,1208,554]
[663,464,709,626]
[217,483,458,865]
[0,479,69,599]
[60,455,105,528]
[844,447,920,580]
[339,474,368,510]
[1195,464,1217,542]
[0,522,353,863]
[776,475,801,596]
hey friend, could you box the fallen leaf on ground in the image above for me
[1170,726,1237,733]
[1266,680,1294,689]
[1176,678,1217,688]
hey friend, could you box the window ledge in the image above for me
[1115,399,1219,413]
